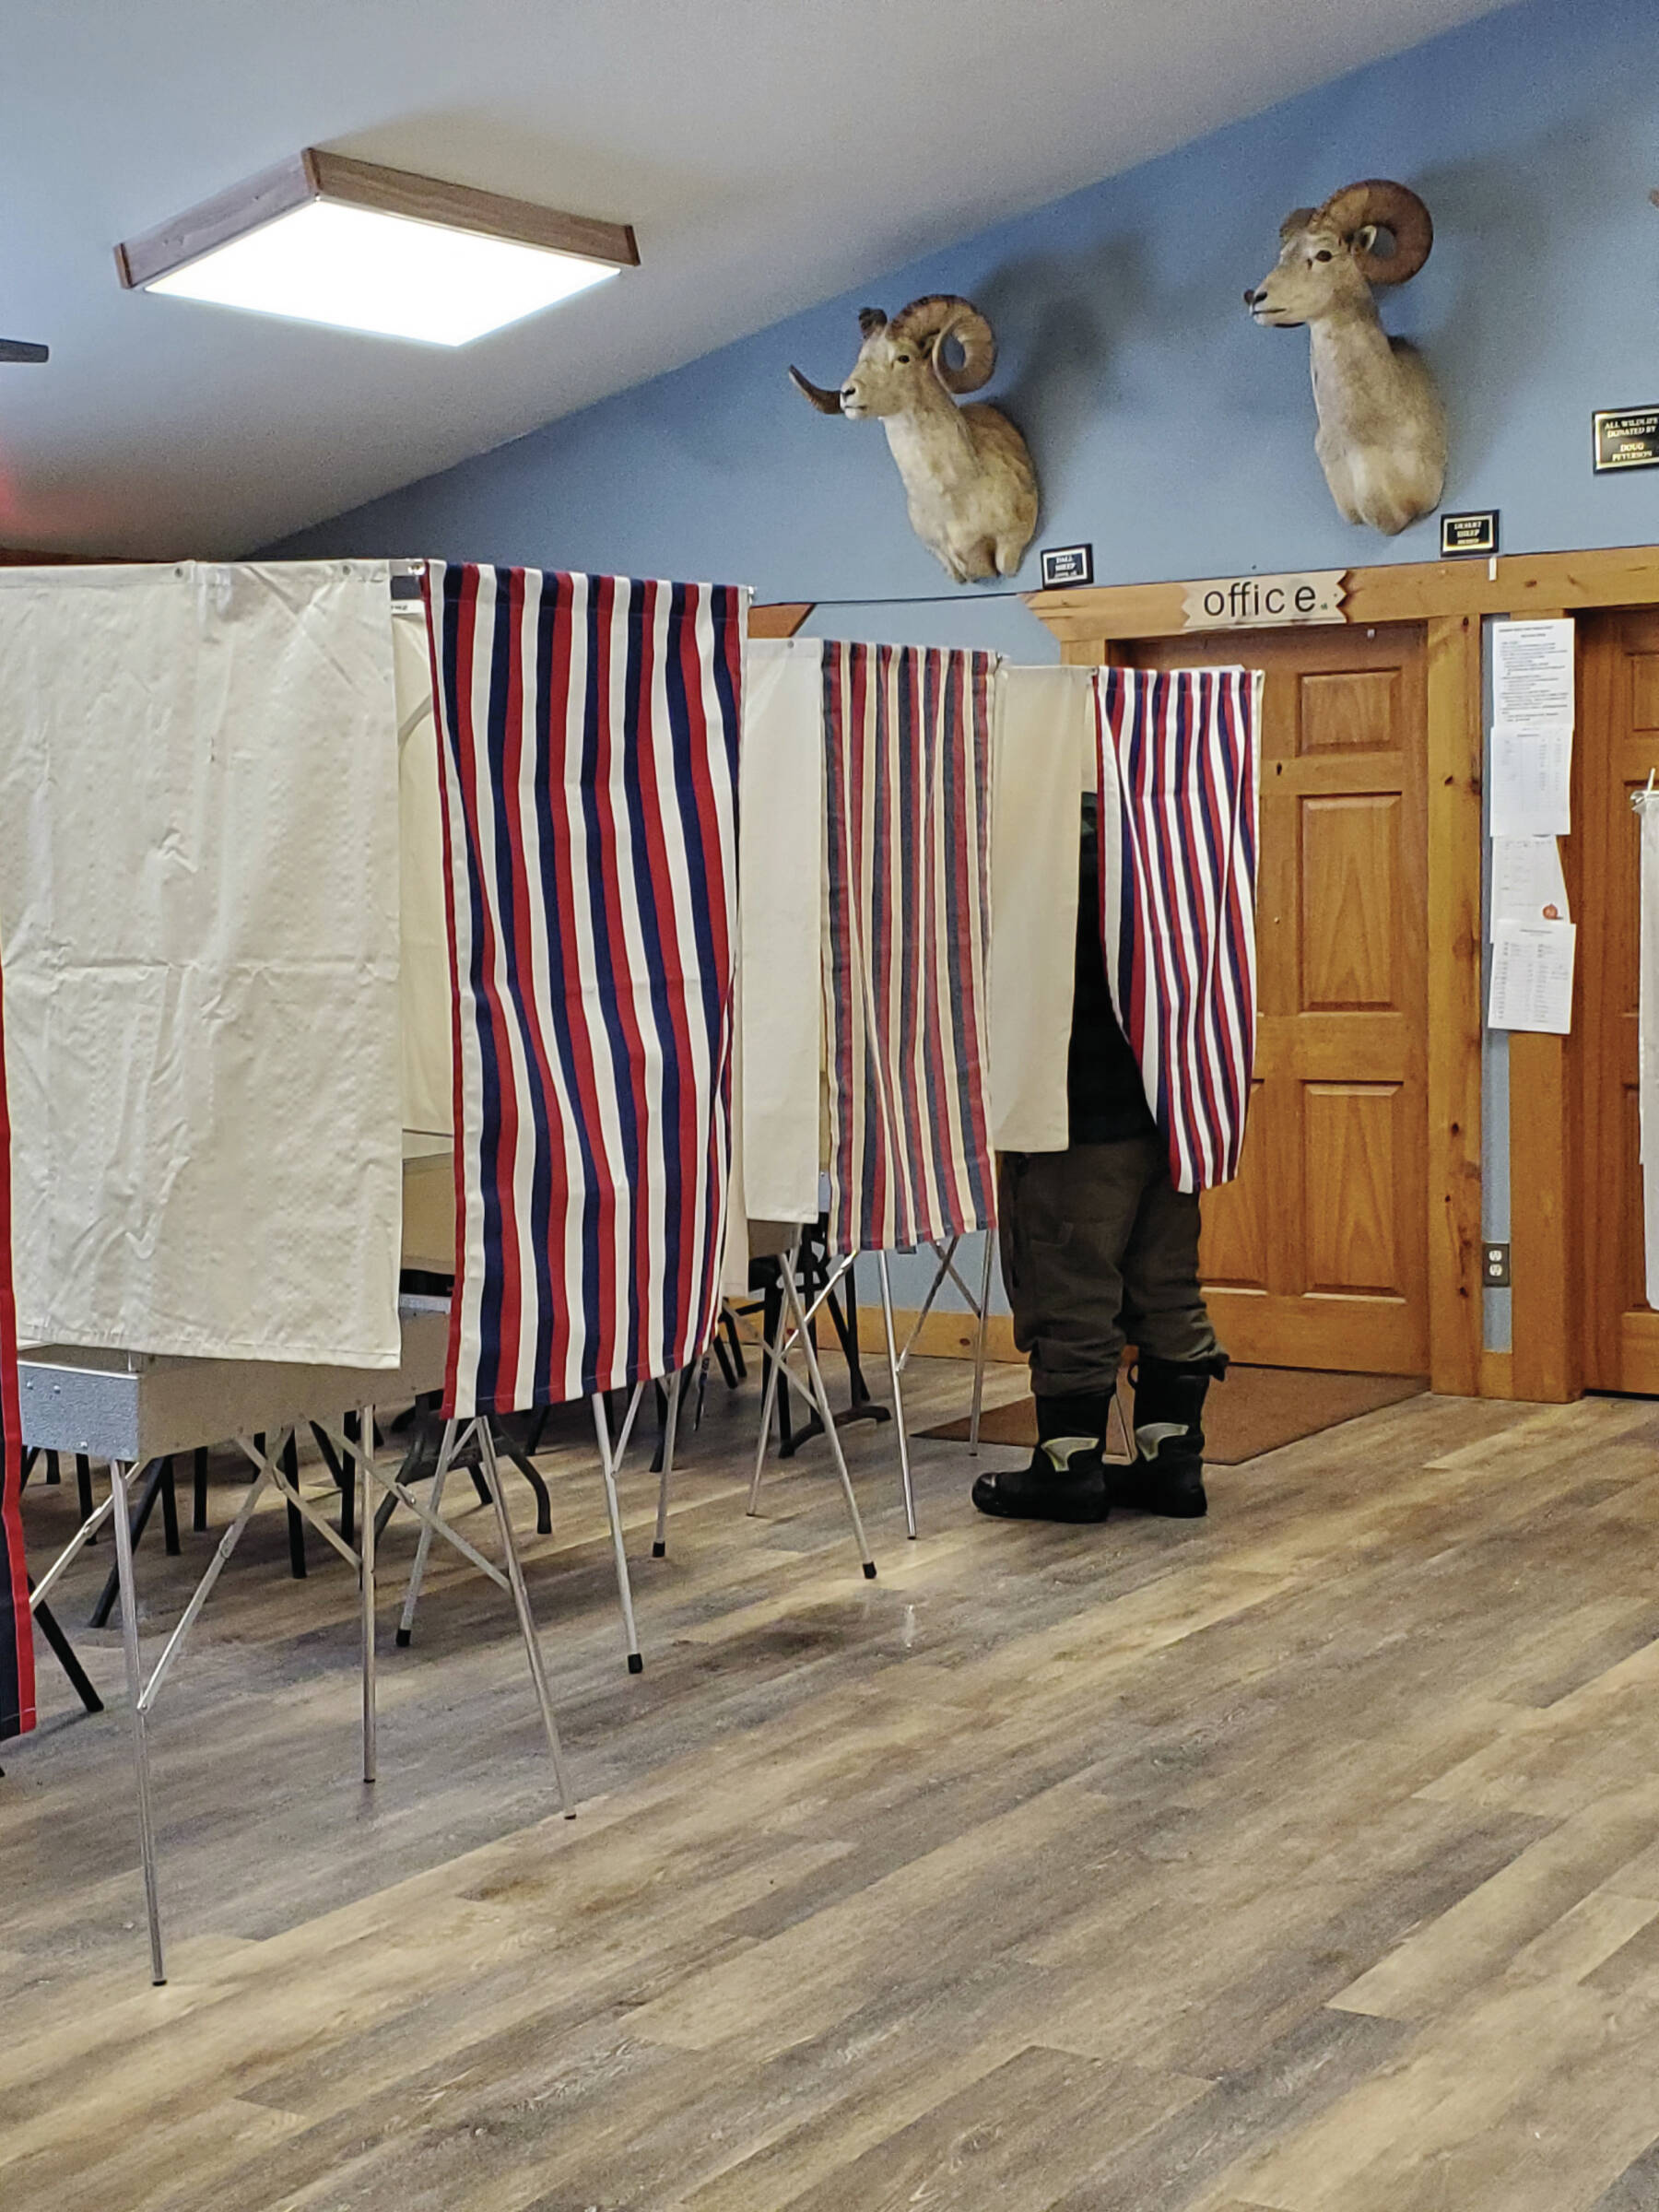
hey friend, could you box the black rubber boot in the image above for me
[972,1390,1112,1524]
[1110,1355,1226,1519]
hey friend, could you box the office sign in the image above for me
[1182,571,1346,631]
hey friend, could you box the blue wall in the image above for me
[280,0,1659,658]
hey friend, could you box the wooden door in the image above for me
[1578,610,1659,1392]
[1125,626,1430,1373]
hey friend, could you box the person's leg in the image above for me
[977,1147,1142,1523]
[1115,1142,1227,1517]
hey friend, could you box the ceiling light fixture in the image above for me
[115,148,638,347]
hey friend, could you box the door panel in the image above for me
[1578,612,1659,1391]
[1300,668,1399,754]
[1300,796,1400,1008]
[1126,626,1430,1373]
[1304,1083,1405,1297]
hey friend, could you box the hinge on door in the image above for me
[1482,1242,1511,1288]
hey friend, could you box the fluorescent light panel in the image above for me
[147,201,617,346]
[118,149,636,347]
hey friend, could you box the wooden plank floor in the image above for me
[6,1359,1659,2209]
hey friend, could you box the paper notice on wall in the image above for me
[1488,919,1577,1033]
[1490,835,1570,933]
[1492,618,1575,731]
[1489,724,1572,837]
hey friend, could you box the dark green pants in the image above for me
[998,1138,1222,1400]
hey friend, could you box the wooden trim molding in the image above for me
[1509,1039,1578,1401]
[1478,1349,1516,1401]
[1030,560,1628,1402]
[1424,613,1486,1396]
[1507,608,1581,1405]
[749,602,816,640]
[1028,546,1659,644]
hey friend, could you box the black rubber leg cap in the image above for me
[627,1652,644,1675]
[394,1627,411,1648]
[863,1560,877,1579]
[651,1541,665,1559]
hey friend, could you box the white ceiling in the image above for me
[1,0,1513,557]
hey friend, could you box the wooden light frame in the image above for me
[115,148,639,293]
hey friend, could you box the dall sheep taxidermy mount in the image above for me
[790,295,1039,583]
[1245,180,1445,536]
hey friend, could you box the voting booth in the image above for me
[0,558,1263,1980]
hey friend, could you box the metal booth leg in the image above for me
[781,1269,877,1579]
[969,1228,995,1456]
[748,1254,794,1513]
[90,1457,176,1628]
[876,1252,918,1540]
[359,1405,376,1785]
[653,1371,681,1559]
[396,1418,461,1648]
[591,1389,644,1674]
[477,1422,574,1814]
[109,1461,167,1985]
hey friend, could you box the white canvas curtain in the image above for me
[989,665,1092,1153]
[0,561,404,1367]
[392,602,453,1137]
[735,638,826,1224]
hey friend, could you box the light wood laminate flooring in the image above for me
[5,1358,1659,2210]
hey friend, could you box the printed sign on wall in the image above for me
[1594,408,1659,473]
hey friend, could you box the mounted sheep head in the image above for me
[1245,179,1446,536]
[790,294,1039,583]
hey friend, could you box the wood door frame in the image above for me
[766,547,1659,1401]
[1025,550,1659,1403]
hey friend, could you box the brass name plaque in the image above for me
[1182,571,1347,630]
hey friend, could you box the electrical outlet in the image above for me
[1482,1242,1511,1288]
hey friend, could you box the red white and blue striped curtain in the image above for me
[426,564,744,1418]
[1094,665,1260,1194]
[821,642,996,1255]
[0,959,33,1743]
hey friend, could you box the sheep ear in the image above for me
[1351,223,1380,256]
[1279,207,1316,242]
[857,308,888,337]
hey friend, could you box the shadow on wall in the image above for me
[976,232,1151,510]
[1413,96,1648,495]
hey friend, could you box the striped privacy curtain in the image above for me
[0,959,33,1743]
[426,563,744,1417]
[1094,665,1260,1194]
[821,641,996,1254]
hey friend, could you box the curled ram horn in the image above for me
[787,366,844,415]
[1316,179,1434,285]
[887,294,997,393]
